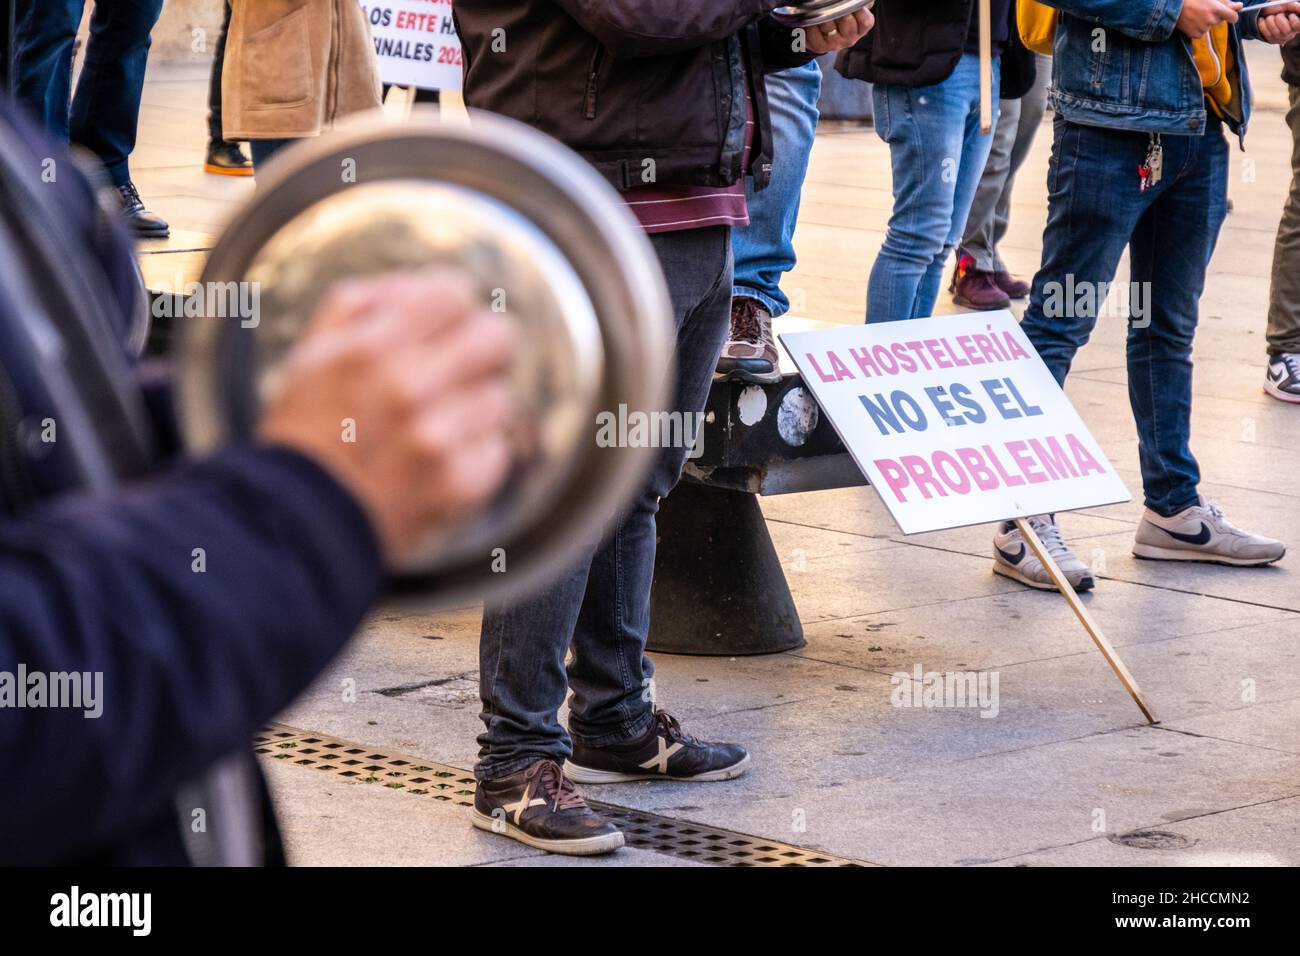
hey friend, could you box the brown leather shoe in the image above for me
[716,296,781,384]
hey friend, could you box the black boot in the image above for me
[116,181,170,238]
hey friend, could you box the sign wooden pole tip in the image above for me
[1015,518,1159,725]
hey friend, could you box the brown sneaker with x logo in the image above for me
[566,709,750,783]
[716,297,781,384]
[471,758,624,855]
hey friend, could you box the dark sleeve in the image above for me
[0,442,384,863]
[758,19,819,73]
[551,0,780,57]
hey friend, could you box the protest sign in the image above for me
[361,1,463,91]
[779,310,1130,535]
[780,311,1155,724]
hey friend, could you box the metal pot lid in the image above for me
[181,109,674,606]
[771,0,874,28]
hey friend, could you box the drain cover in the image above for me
[1108,830,1197,850]
[255,724,874,867]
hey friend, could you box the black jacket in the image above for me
[452,1,814,192]
[0,97,384,865]
[835,0,1037,100]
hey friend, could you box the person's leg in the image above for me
[916,55,999,318]
[207,1,231,146]
[1129,122,1284,564]
[203,1,251,175]
[69,0,164,188]
[731,61,822,317]
[564,225,747,783]
[1126,130,1226,518]
[565,226,732,745]
[249,137,295,168]
[988,53,1051,277]
[476,225,734,781]
[11,0,84,141]
[959,95,1021,277]
[1265,83,1300,402]
[717,62,821,385]
[1019,118,1151,385]
[995,118,1153,592]
[867,54,991,322]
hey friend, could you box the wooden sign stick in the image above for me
[1015,517,1159,725]
[978,0,993,133]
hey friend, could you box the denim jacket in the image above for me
[1047,0,1268,144]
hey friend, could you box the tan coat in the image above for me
[221,0,382,140]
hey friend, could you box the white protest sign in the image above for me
[779,310,1130,535]
[361,0,464,91]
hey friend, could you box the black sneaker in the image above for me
[116,181,170,238]
[471,758,624,856]
[566,709,749,783]
[1265,352,1300,404]
[204,140,253,177]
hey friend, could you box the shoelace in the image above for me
[652,708,696,746]
[117,182,144,211]
[1279,354,1300,380]
[1027,515,1070,558]
[525,759,586,813]
[730,299,772,347]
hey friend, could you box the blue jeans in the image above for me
[476,226,733,780]
[13,0,164,187]
[732,61,822,317]
[868,54,999,322]
[1020,117,1229,517]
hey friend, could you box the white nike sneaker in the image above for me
[992,514,1095,591]
[1264,352,1300,404]
[1133,497,1286,566]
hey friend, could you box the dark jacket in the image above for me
[452,1,815,192]
[835,0,1037,100]
[0,98,384,865]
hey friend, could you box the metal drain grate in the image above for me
[255,723,873,867]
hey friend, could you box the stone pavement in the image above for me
[132,44,1300,866]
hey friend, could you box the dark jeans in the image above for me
[476,225,733,780]
[206,0,232,146]
[1020,116,1229,517]
[13,0,164,187]
[250,138,294,169]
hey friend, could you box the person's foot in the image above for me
[566,708,750,783]
[1264,352,1300,404]
[992,514,1095,591]
[204,140,253,176]
[1133,497,1285,566]
[116,182,170,238]
[992,270,1031,299]
[471,758,624,855]
[716,297,781,384]
[952,252,1012,310]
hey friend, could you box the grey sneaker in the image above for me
[1265,353,1300,404]
[715,297,781,384]
[992,514,1095,591]
[1133,497,1285,566]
